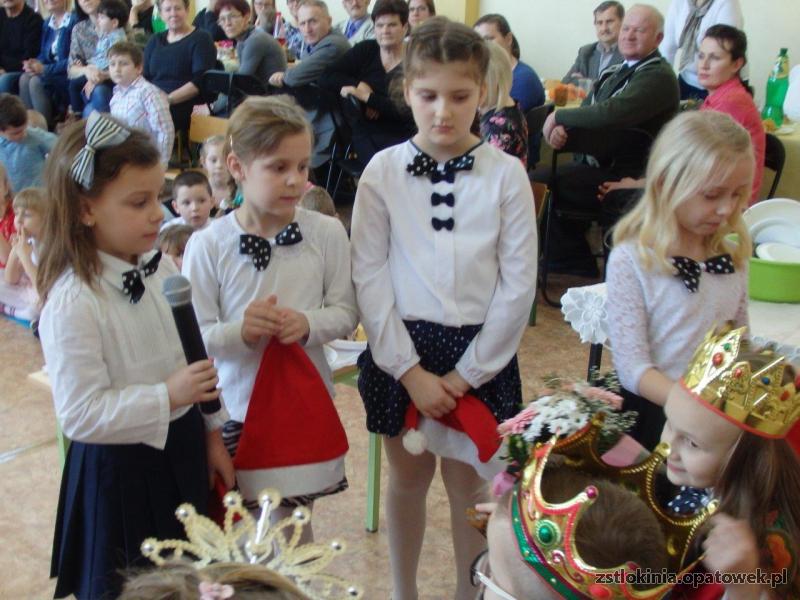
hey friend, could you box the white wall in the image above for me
[478,0,800,106]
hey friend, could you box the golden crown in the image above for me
[513,413,715,599]
[681,324,800,438]
[141,489,362,600]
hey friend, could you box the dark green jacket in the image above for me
[555,50,679,139]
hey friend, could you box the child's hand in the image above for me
[400,365,458,419]
[442,369,470,396]
[86,64,101,83]
[83,79,96,97]
[206,428,236,490]
[14,227,32,260]
[241,295,281,346]
[702,513,763,599]
[276,308,309,345]
[166,359,220,410]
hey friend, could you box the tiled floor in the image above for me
[0,276,609,599]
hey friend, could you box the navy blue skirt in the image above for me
[358,320,523,436]
[621,387,665,452]
[51,407,208,600]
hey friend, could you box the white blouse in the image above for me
[606,241,749,394]
[39,251,228,450]
[351,141,538,388]
[182,208,358,422]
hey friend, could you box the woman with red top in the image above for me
[698,24,765,205]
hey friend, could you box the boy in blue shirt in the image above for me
[0,94,57,191]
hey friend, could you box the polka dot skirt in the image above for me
[357,320,522,437]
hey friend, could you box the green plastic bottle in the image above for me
[761,48,790,128]
[151,4,167,33]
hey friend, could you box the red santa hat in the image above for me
[402,393,501,463]
[234,340,349,471]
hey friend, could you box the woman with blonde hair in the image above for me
[479,41,528,167]
[606,110,752,451]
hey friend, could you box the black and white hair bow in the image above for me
[70,112,131,190]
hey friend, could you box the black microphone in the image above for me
[162,274,221,414]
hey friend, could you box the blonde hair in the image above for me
[36,118,161,302]
[226,95,313,165]
[13,187,47,214]
[199,135,225,163]
[300,186,335,217]
[157,224,194,256]
[120,562,311,599]
[484,41,513,113]
[613,111,753,272]
[0,162,12,207]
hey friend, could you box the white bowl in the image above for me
[743,198,800,232]
[756,242,800,264]
[749,218,800,246]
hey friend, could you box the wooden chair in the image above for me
[166,114,230,180]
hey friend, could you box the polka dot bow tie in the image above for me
[667,486,711,516]
[406,151,475,184]
[239,222,303,271]
[671,253,735,293]
[121,251,162,304]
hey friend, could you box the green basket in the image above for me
[749,256,800,303]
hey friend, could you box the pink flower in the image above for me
[497,405,538,436]
[583,386,623,409]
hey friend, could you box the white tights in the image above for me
[384,434,488,600]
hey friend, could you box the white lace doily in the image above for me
[560,283,610,345]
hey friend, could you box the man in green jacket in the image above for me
[540,4,679,275]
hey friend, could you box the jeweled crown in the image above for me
[141,489,362,600]
[681,324,800,438]
[513,414,714,599]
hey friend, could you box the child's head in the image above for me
[120,561,310,599]
[108,41,144,87]
[226,95,312,221]
[0,162,12,211]
[171,170,214,229]
[156,223,193,269]
[0,93,28,143]
[485,469,668,599]
[299,185,336,217]
[96,0,129,32]
[200,135,232,190]
[402,17,488,154]
[613,110,753,271]
[37,114,164,302]
[482,40,513,113]
[12,188,46,239]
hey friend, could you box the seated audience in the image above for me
[0,187,45,321]
[252,0,276,33]
[66,0,100,120]
[109,41,175,166]
[0,0,43,95]
[284,0,305,58]
[144,0,217,134]
[480,41,528,167]
[0,163,14,269]
[18,0,76,129]
[320,0,415,168]
[659,0,743,100]
[215,0,286,91]
[407,0,434,30]
[0,94,58,192]
[562,1,624,83]
[269,0,350,168]
[335,0,375,43]
[200,135,236,210]
[129,0,158,39]
[474,14,544,113]
[539,4,678,275]
[161,170,214,231]
[68,0,128,116]
[193,0,228,41]
[300,185,337,218]
[156,223,193,269]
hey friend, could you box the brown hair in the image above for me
[226,95,313,164]
[120,561,311,599]
[108,40,144,67]
[97,0,129,28]
[157,223,194,256]
[407,0,435,16]
[473,13,520,60]
[173,170,212,198]
[300,185,335,217]
[713,364,800,597]
[403,16,489,84]
[372,0,408,25]
[36,118,161,303]
[215,0,251,17]
[0,93,28,130]
[12,187,47,215]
